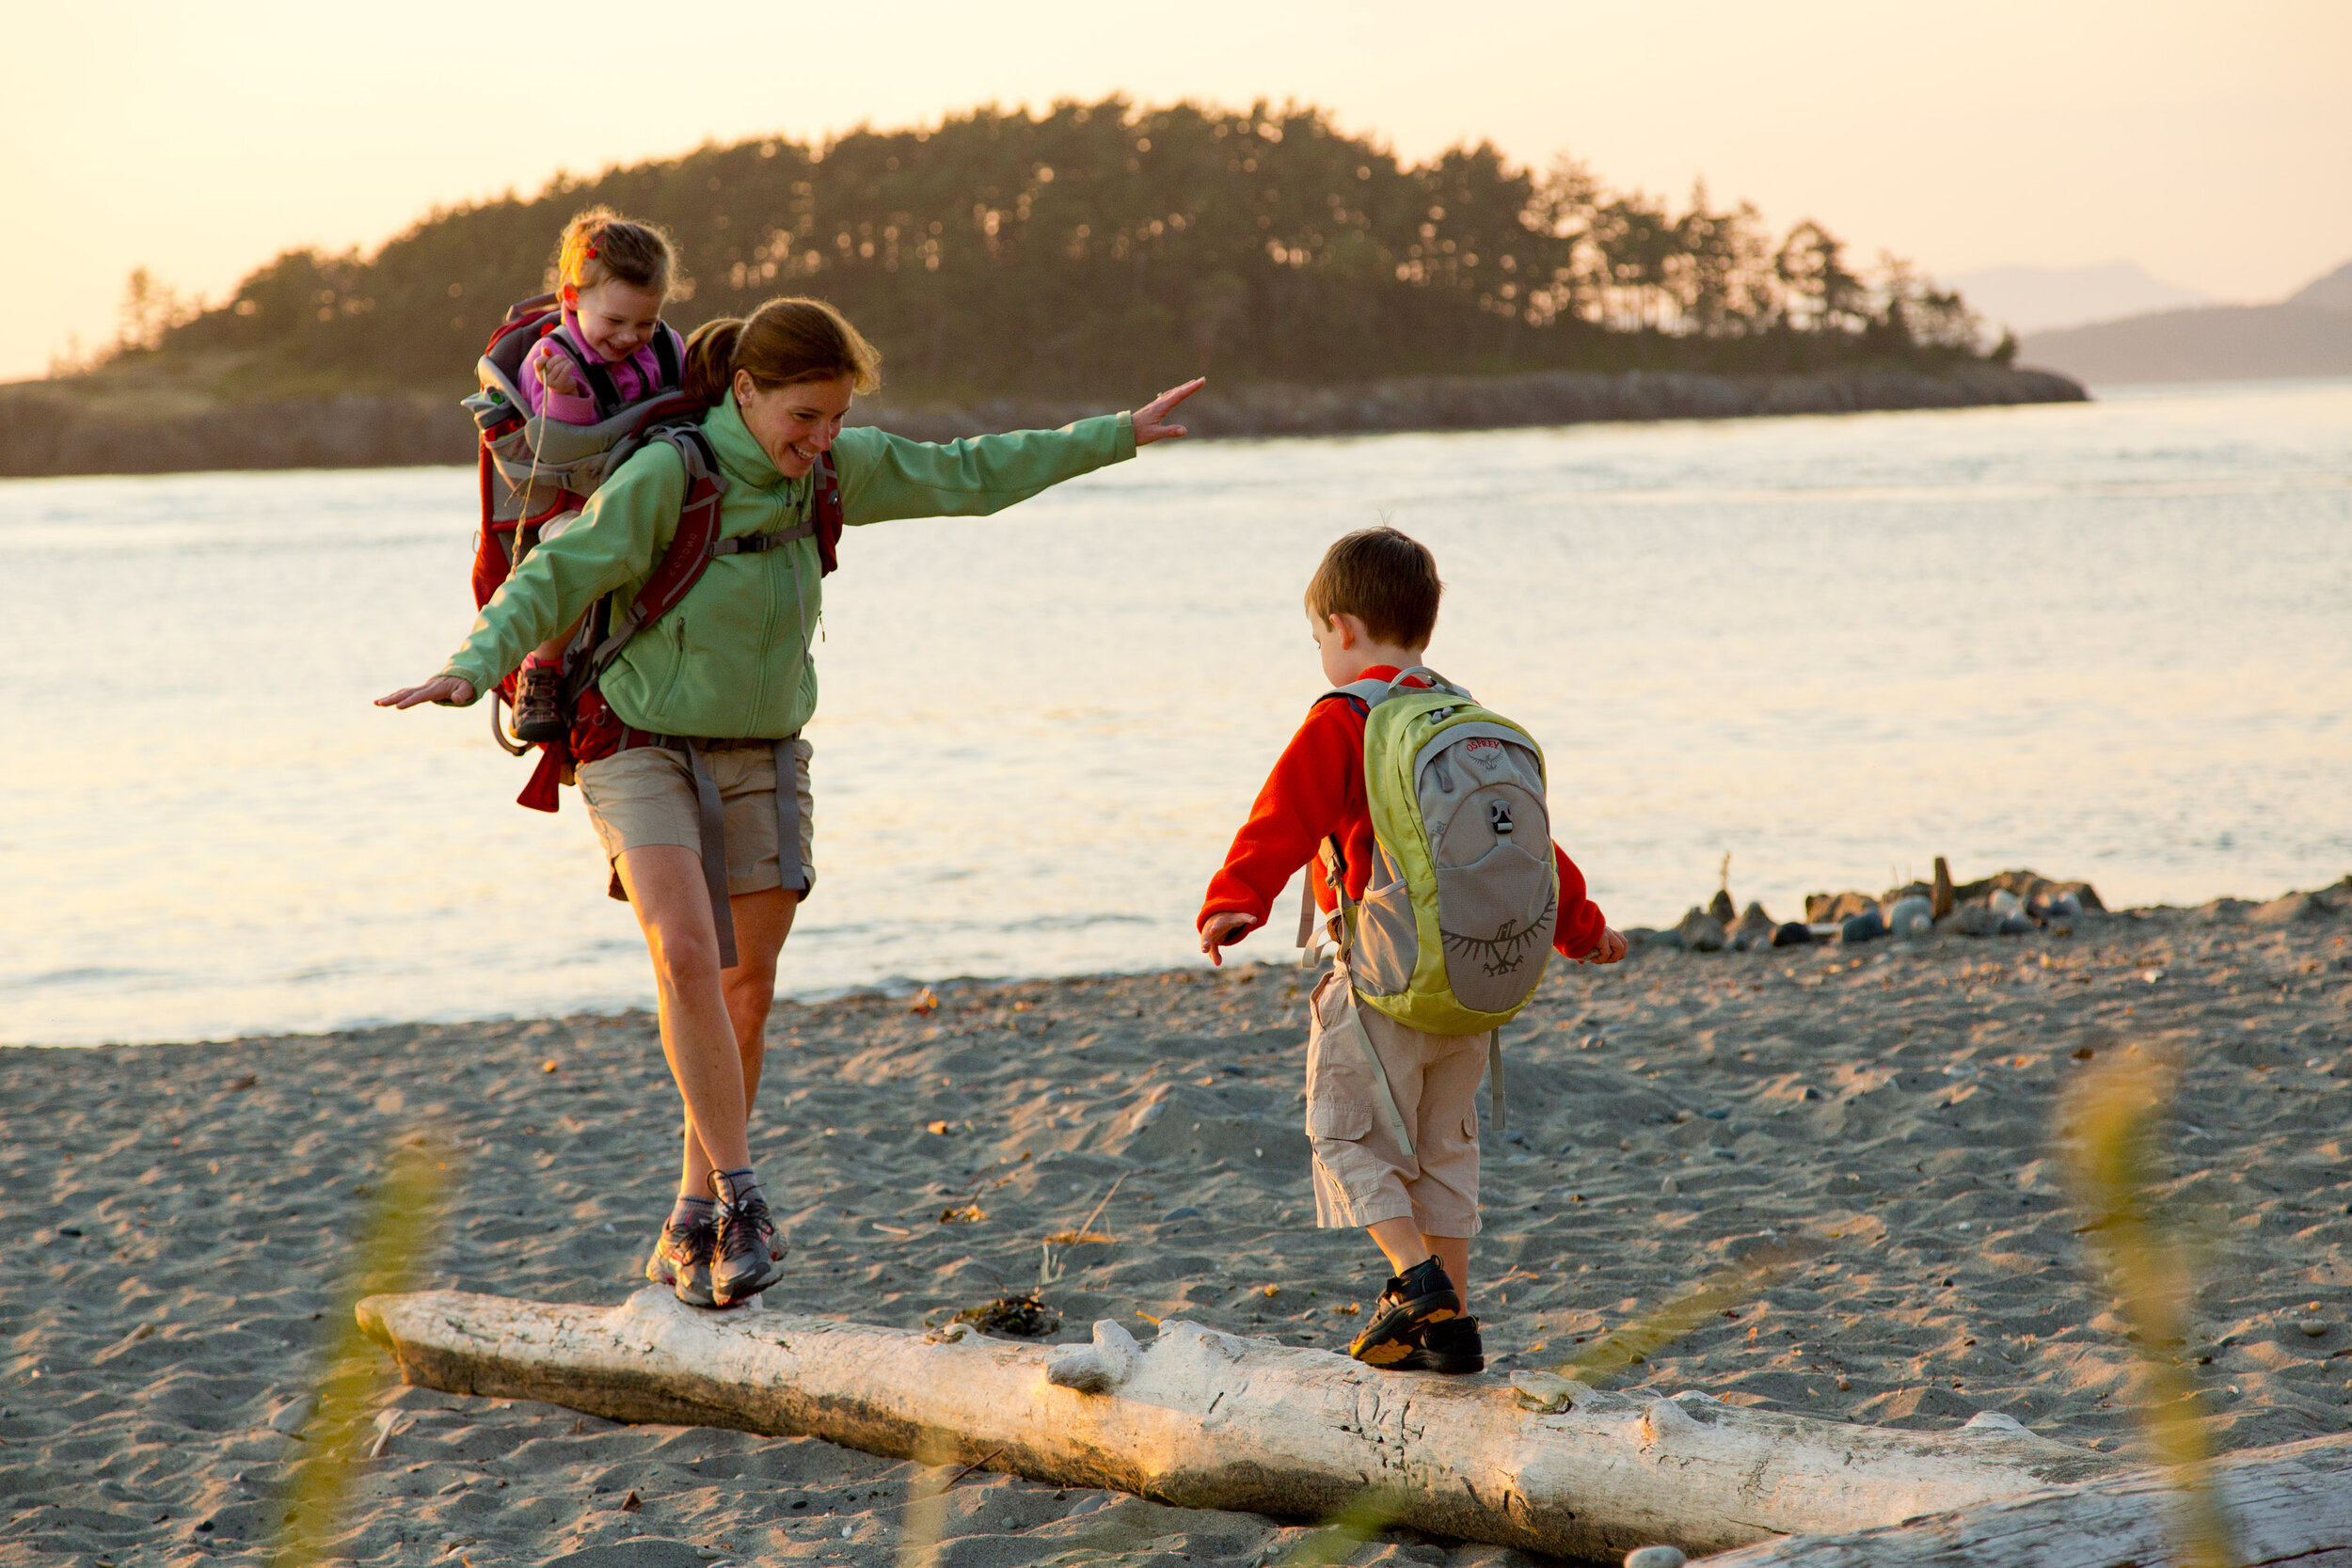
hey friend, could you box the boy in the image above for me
[1197,527,1627,1372]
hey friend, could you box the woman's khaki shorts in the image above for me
[575,738,815,902]
[1302,966,1487,1238]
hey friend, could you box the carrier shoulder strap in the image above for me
[812,450,844,576]
[541,324,627,419]
[649,324,683,389]
[577,424,728,686]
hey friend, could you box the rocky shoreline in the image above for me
[1637,865,2351,955]
[0,363,2085,479]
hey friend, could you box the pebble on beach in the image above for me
[1840,908,1888,943]
[1677,907,1729,953]
[1732,902,1778,949]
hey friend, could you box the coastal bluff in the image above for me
[0,362,2084,479]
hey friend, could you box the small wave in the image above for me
[4,965,176,990]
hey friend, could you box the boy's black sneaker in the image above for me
[1347,1257,1462,1368]
[513,662,569,744]
[1397,1314,1486,1374]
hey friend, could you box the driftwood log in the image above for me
[359,1287,2133,1561]
[1700,1429,2352,1567]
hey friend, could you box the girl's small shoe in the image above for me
[648,1207,719,1308]
[513,660,569,744]
[1347,1257,1462,1367]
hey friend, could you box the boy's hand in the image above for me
[1580,927,1629,965]
[1199,911,1255,966]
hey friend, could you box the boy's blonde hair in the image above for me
[550,206,678,297]
[1305,527,1444,647]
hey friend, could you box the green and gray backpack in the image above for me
[1299,667,1559,1147]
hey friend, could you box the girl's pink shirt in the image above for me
[516,307,681,424]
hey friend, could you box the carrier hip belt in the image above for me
[609,728,807,968]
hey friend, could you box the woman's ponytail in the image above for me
[681,317,746,406]
[681,297,882,408]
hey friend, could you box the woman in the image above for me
[381,295,1201,1307]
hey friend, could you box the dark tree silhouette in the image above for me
[137,97,1989,401]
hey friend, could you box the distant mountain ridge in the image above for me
[1948,261,2209,335]
[2288,261,2352,313]
[2020,260,2352,385]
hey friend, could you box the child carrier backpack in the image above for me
[460,293,846,812]
[1298,666,1558,1148]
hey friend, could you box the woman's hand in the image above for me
[1131,377,1206,446]
[1200,911,1255,966]
[376,675,476,709]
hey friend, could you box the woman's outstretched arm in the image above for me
[1131,377,1205,444]
[834,377,1205,527]
[376,674,476,708]
[374,442,687,709]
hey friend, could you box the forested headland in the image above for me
[5,98,2081,476]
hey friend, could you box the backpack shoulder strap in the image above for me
[1316,675,1394,714]
[812,449,844,576]
[577,425,728,686]
[649,324,683,389]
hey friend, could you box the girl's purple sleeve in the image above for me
[517,339,602,425]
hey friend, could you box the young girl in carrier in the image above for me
[508,208,687,742]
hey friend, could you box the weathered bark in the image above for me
[1697,1429,2352,1566]
[358,1288,2128,1561]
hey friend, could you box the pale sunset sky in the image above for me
[3,0,2344,383]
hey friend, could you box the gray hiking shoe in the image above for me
[709,1172,787,1308]
[648,1207,719,1308]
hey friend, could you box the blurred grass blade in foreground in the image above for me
[271,1133,454,1568]
[1558,1238,1821,1386]
[1272,1487,1409,1567]
[2061,1053,2233,1568]
[895,1431,960,1568]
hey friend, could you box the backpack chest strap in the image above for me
[711,517,817,555]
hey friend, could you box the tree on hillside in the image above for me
[143,97,2000,400]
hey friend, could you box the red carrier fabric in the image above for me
[507,440,846,814]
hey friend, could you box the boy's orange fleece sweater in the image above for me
[1199,667,1608,959]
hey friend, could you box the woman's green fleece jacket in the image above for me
[442,398,1135,738]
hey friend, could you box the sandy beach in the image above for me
[5,879,2348,1566]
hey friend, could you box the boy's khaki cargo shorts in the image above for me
[1303,967,1486,1238]
[576,738,816,902]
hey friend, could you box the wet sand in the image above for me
[4,881,2348,1565]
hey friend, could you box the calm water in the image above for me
[4,380,2347,1045]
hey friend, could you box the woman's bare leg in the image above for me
[614,845,753,1196]
[672,887,799,1191]
[722,887,798,1110]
